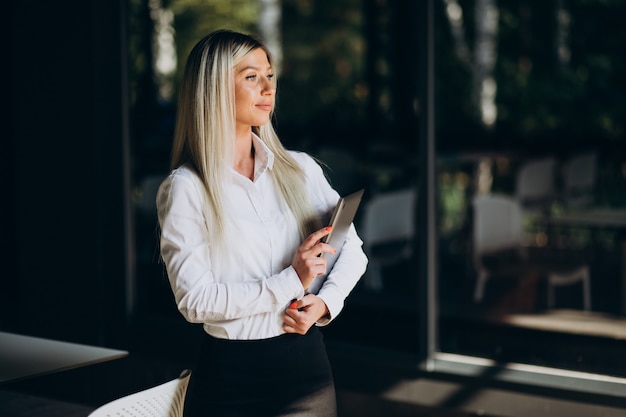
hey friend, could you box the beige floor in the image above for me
[485,308,626,339]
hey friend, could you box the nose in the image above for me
[262,76,275,95]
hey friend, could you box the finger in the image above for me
[296,261,324,286]
[283,315,306,334]
[283,324,297,334]
[290,299,310,312]
[303,226,333,249]
[308,246,331,262]
[284,308,298,320]
[300,293,316,307]
[285,308,309,326]
[284,325,305,335]
[295,295,312,311]
[313,242,337,258]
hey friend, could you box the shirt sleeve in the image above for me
[156,170,306,324]
[294,153,369,325]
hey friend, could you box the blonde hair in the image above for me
[170,29,319,241]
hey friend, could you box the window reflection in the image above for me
[438,151,626,376]
[439,152,626,376]
[127,0,626,379]
[128,0,422,354]
[436,0,626,377]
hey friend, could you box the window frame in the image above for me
[419,0,626,398]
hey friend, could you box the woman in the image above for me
[156,29,367,417]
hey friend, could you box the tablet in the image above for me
[306,189,364,295]
[321,188,365,257]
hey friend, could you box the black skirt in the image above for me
[183,327,337,417]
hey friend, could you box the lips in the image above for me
[256,103,273,111]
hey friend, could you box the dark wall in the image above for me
[6,0,130,348]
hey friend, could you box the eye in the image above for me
[267,73,274,80]
[245,74,257,81]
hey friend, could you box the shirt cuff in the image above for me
[314,292,341,326]
[267,265,306,305]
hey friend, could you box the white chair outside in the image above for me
[472,194,526,302]
[515,157,557,216]
[472,194,591,310]
[562,152,597,209]
[547,265,591,311]
[360,188,417,291]
[88,369,191,417]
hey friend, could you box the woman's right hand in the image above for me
[291,226,336,290]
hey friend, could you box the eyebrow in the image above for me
[238,65,273,73]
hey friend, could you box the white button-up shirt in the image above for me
[156,135,368,340]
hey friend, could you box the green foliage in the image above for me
[277,0,366,148]
[128,0,626,153]
[436,0,626,147]
[171,1,257,64]
[170,0,259,96]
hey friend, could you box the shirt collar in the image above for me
[251,133,274,179]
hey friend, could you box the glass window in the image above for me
[127,0,422,355]
[435,0,626,378]
[127,0,626,384]
[127,0,262,321]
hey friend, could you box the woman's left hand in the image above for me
[283,294,329,335]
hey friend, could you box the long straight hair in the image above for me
[170,30,319,242]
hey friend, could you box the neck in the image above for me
[234,129,255,180]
